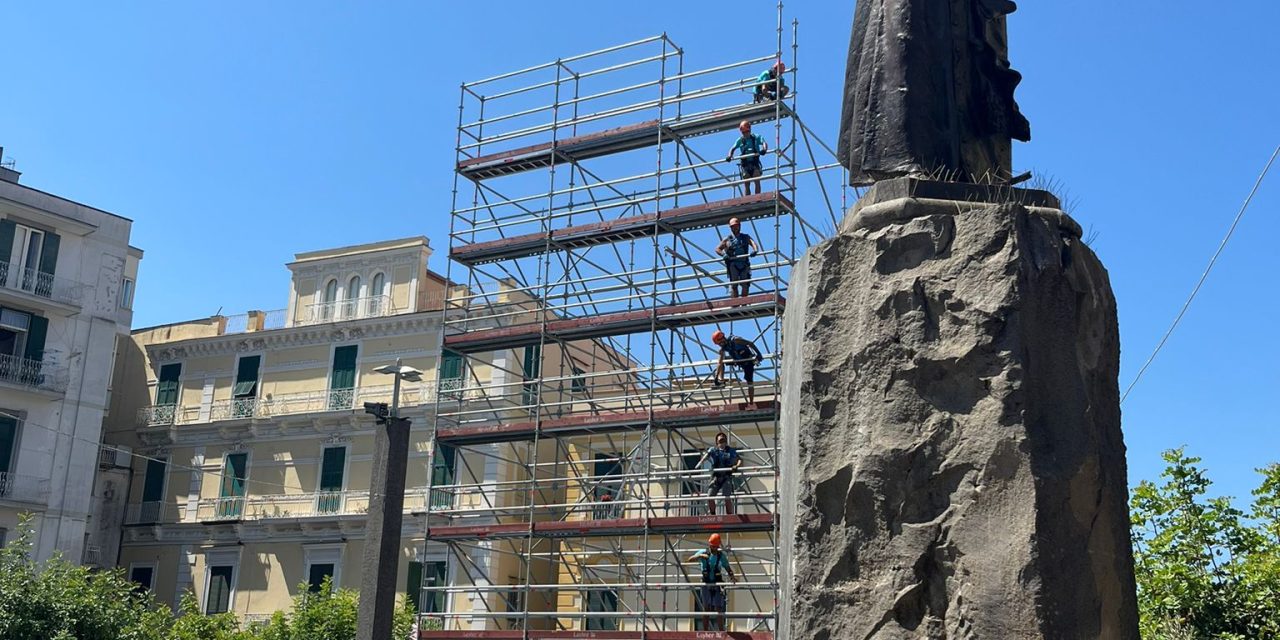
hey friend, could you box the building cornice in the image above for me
[147,311,443,363]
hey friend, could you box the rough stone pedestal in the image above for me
[778,178,1139,639]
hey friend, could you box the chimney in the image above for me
[0,147,20,184]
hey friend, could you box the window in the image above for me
[505,578,525,630]
[205,565,235,614]
[682,449,707,516]
[0,221,59,293]
[593,453,623,520]
[328,345,357,410]
[304,544,343,593]
[231,355,260,417]
[138,457,167,523]
[0,414,18,479]
[570,367,587,394]
[155,363,181,406]
[217,453,248,519]
[585,589,618,631]
[438,350,465,399]
[430,443,456,509]
[119,278,135,309]
[343,276,361,319]
[522,345,541,406]
[0,308,47,373]
[321,279,338,321]
[408,560,447,616]
[369,273,386,315]
[129,564,155,592]
[316,446,346,514]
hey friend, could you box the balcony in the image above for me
[135,383,448,427]
[192,490,438,523]
[0,354,67,394]
[299,295,398,326]
[125,500,185,525]
[0,472,50,504]
[0,262,86,308]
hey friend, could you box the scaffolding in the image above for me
[420,7,845,638]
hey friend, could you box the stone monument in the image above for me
[777,2,1140,638]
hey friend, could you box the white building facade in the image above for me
[0,165,139,562]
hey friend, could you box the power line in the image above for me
[1121,144,1280,404]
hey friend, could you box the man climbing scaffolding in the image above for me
[725,120,768,197]
[754,60,789,103]
[711,329,764,404]
[715,217,758,298]
[689,533,737,631]
[695,431,743,515]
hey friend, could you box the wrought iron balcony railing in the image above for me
[0,262,86,306]
[135,382,466,427]
[0,353,68,393]
[0,472,50,504]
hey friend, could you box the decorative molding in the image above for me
[148,312,441,363]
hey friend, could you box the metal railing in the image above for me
[0,353,68,393]
[0,262,86,306]
[135,380,492,428]
[0,472,50,503]
[188,489,439,523]
[301,295,397,325]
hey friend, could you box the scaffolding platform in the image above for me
[421,631,773,639]
[426,514,774,541]
[437,401,778,446]
[445,293,784,354]
[457,101,793,180]
[451,193,794,266]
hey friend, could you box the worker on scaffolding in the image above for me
[753,60,790,103]
[715,217,759,298]
[725,120,768,197]
[695,431,743,515]
[711,329,764,404]
[689,533,737,631]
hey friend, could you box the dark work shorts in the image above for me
[736,360,755,384]
[698,585,727,613]
[739,159,762,179]
[727,259,751,284]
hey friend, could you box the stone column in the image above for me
[779,178,1138,639]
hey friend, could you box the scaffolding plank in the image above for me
[421,632,772,640]
[457,101,792,180]
[444,293,785,354]
[426,514,773,542]
[452,192,794,266]
[437,401,778,445]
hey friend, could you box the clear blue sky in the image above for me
[3,2,1278,502]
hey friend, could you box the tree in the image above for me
[1130,449,1280,639]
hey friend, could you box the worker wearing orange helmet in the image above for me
[711,329,763,404]
[753,59,790,103]
[688,533,737,631]
[725,120,768,197]
[715,216,759,298]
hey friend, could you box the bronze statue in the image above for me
[837,0,1032,186]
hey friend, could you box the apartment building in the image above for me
[0,156,140,563]
[108,237,600,622]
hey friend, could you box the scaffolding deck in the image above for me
[426,513,774,541]
[421,631,772,639]
[437,401,778,445]
[457,101,793,180]
[451,193,794,266]
[444,293,784,354]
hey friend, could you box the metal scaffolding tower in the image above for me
[419,8,845,638]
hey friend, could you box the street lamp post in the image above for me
[356,358,422,640]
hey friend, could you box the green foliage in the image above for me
[1131,449,1280,639]
[0,514,419,640]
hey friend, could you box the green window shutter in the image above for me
[206,566,234,614]
[0,416,17,475]
[439,350,463,381]
[156,363,181,405]
[221,453,248,498]
[233,356,260,397]
[0,220,15,264]
[329,345,357,390]
[425,561,447,613]
[431,443,456,487]
[594,453,622,499]
[319,447,346,491]
[522,345,541,379]
[406,561,423,612]
[38,232,59,277]
[23,315,47,362]
[142,458,167,502]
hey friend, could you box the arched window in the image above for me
[321,279,338,322]
[369,273,386,316]
[347,276,361,300]
[343,276,361,319]
[323,279,338,304]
